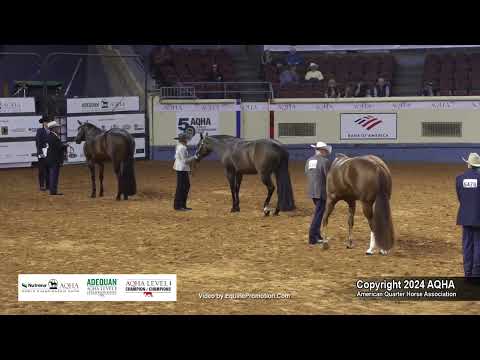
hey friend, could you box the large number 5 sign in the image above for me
[178,117,196,138]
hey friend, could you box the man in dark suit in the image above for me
[35,116,50,191]
[46,121,68,196]
[305,141,332,247]
[456,152,480,277]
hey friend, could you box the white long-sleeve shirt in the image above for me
[173,143,196,171]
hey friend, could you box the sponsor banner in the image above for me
[340,113,397,140]
[0,98,36,114]
[155,103,239,113]
[0,116,42,138]
[271,101,480,112]
[67,97,140,114]
[176,112,219,145]
[0,141,37,164]
[241,102,269,112]
[66,113,146,137]
[67,137,145,163]
[18,274,177,302]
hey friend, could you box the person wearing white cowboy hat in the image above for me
[305,62,324,82]
[305,141,332,247]
[173,132,199,211]
[45,120,68,196]
[457,152,480,278]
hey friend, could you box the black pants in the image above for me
[174,171,190,209]
[463,226,480,277]
[38,158,50,189]
[309,198,326,244]
[49,164,60,195]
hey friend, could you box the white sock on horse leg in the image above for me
[366,232,376,254]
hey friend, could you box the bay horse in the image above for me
[195,134,295,215]
[75,121,137,200]
[321,154,394,255]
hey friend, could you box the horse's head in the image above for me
[75,120,88,144]
[195,132,213,160]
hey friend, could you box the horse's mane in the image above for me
[83,122,102,130]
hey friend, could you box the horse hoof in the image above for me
[99,193,104,197]
[365,251,374,256]
[322,242,330,250]
[380,250,388,256]
[230,208,238,213]
[116,197,121,201]
[91,194,96,198]
[346,245,353,249]
[264,211,270,217]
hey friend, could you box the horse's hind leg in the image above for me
[261,173,275,216]
[234,173,242,212]
[113,161,122,201]
[362,202,376,255]
[346,200,356,249]
[88,161,96,198]
[321,197,337,249]
[98,163,105,197]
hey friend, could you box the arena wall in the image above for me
[149,96,480,163]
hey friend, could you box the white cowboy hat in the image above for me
[47,121,60,129]
[309,62,318,68]
[462,152,480,167]
[310,141,332,153]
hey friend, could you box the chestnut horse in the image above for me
[321,154,394,255]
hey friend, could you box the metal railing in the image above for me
[151,81,274,100]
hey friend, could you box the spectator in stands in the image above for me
[286,46,304,66]
[261,50,274,66]
[373,77,391,97]
[305,63,324,82]
[280,65,300,87]
[324,79,341,98]
[420,81,437,96]
[354,81,371,97]
[207,64,224,82]
[344,83,355,98]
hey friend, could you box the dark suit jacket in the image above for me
[46,132,67,166]
[305,154,330,200]
[456,168,480,226]
[35,127,49,156]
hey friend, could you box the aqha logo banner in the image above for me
[341,113,397,140]
[176,112,219,145]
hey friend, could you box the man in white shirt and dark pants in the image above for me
[173,133,198,211]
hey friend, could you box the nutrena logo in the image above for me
[354,115,383,130]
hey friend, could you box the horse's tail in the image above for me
[120,137,137,196]
[373,169,394,251]
[275,151,295,211]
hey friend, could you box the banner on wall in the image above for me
[66,113,146,137]
[67,97,140,114]
[176,112,219,145]
[0,98,36,114]
[0,141,37,164]
[66,137,145,163]
[264,45,480,52]
[340,113,397,140]
[0,116,42,138]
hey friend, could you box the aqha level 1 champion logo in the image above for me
[87,278,118,297]
[125,279,173,298]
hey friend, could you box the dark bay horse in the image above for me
[195,134,295,215]
[321,154,394,255]
[75,121,137,200]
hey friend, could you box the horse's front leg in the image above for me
[98,162,105,197]
[88,161,96,198]
[260,173,275,216]
[226,170,238,212]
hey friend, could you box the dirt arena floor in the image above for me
[1,159,479,315]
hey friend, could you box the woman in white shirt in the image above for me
[173,133,198,211]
